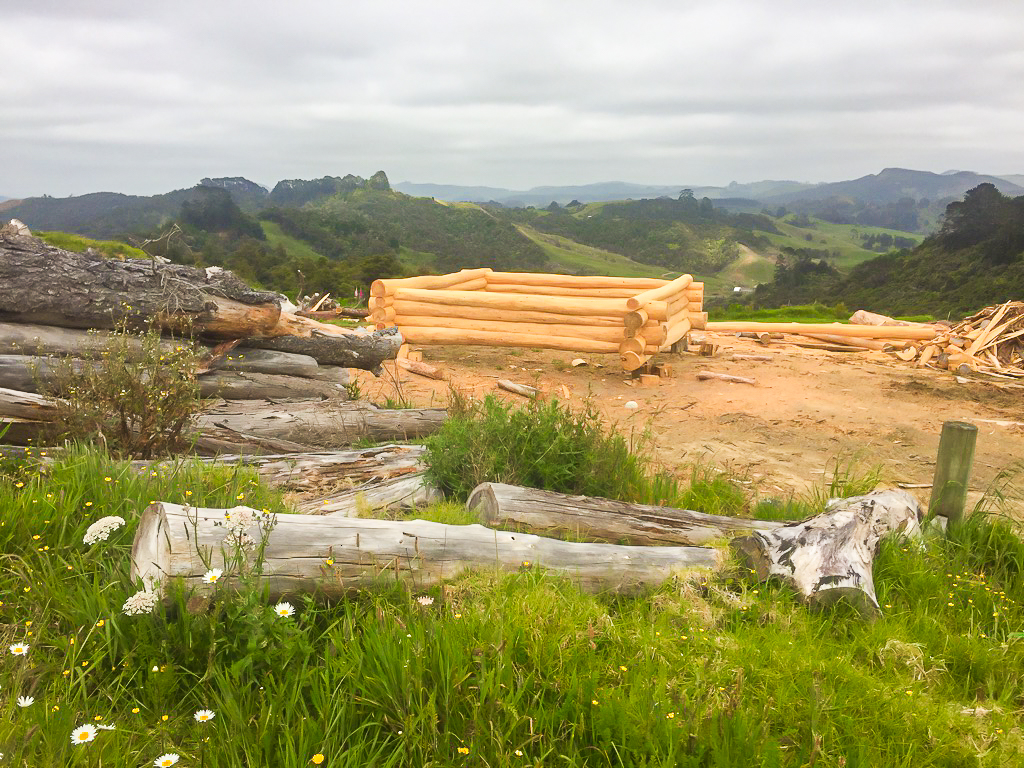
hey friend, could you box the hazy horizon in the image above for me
[4,1,1023,199]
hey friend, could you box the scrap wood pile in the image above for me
[898,301,1024,378]
[0,220,450,453]
[367,268,707,371]
[707,301,1024,380]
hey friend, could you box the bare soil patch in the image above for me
[354,334,1024,516]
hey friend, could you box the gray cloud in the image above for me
[3,0,1023,197]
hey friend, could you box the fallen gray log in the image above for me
[696,370,758,386]
[0,232,282,336]
[210,348,322,378]
[245,326,403,373]
[0,355,90,393]
[0,386,58,421]
[196,370,348,400]
[130,502,720,599]
[730,490,922,617]
[0,321,180,360]
[196,399,447,448]
[497,379,540,399]
[299,473,441,516]
[467,482,784,546]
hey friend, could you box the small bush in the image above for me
[423,393,663,502]
[43,325,201,459]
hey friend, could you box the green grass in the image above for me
[37,231,148,260]
[513,223,668,279]
[710,302,935,324]
[2,443,1023,766]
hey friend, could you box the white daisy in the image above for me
[273,602,295,618]
[71,724,98,745]
[97,724,116,731]
[154,753,180,767]
[17,695,34,707]
[9,643,29,656]
[194,708,216,723]
[203,568,223,584]
[416,596,435,606]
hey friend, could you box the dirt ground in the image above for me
[353,334,1024,516]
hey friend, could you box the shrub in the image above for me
[423,393,661,502]
[43,324,201,458]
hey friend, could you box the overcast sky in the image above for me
[3,0,1023,198]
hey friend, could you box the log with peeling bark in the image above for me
[208,348,321,378]
[0,386,58,421]
[730,490,922,616]
[130,502,720,599]
[245,326,403,373]
[0,232,283,336]
[165,445,439,516]
[467,482,784,546]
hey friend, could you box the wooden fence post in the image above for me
[928,421,978,524]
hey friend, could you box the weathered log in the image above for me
[0,386,58,421]
[130,502,720,599]
[0,321,181,360]
[196,399,447,448]
[0,233,283,336]
[245,326,403,372]
[177,444,439,516]
[0,355,91,393]
[467,483,784,546]
[730,490,922,616]
[296,307,369,320]
[209,348,322,378]
[196,371,348,400]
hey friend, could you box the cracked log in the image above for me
[0,232,283,337]
[467,482,785,546]
[243,326,403,373]
[196,399,447,449]
[730,490,922,617]
[130,502,720,599]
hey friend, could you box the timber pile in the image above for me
[0,224,402,400]
[708,302,1024,379]
[368,269,707,371]
[889,301,1024,378]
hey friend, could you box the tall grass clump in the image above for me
[423,393,663,502]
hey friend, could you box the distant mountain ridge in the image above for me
[4,168,1023,240]
[760,168,1024,204]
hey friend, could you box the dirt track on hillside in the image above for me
[353,334,1024,516]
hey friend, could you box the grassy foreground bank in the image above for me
[1,446,1023,766]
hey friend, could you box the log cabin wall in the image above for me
[368,269,706,371]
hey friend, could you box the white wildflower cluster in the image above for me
[122,590,160,616]
[216,507,268,551]
[83,516,126,545]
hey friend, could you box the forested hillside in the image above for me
[748,184,1024,317]
[497,193,780,274]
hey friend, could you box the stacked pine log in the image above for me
[888,301,1024,378]
[368,268,706,371]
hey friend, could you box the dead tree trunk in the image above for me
[467,482,784,546]
[130,502,720,599]
[196,399,447,448]
[244,327,402,372]
[730,490,922,616]
[0,233,283,336]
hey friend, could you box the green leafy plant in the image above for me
[43,323,201,459]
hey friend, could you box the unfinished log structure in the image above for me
[367,269,707,371]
